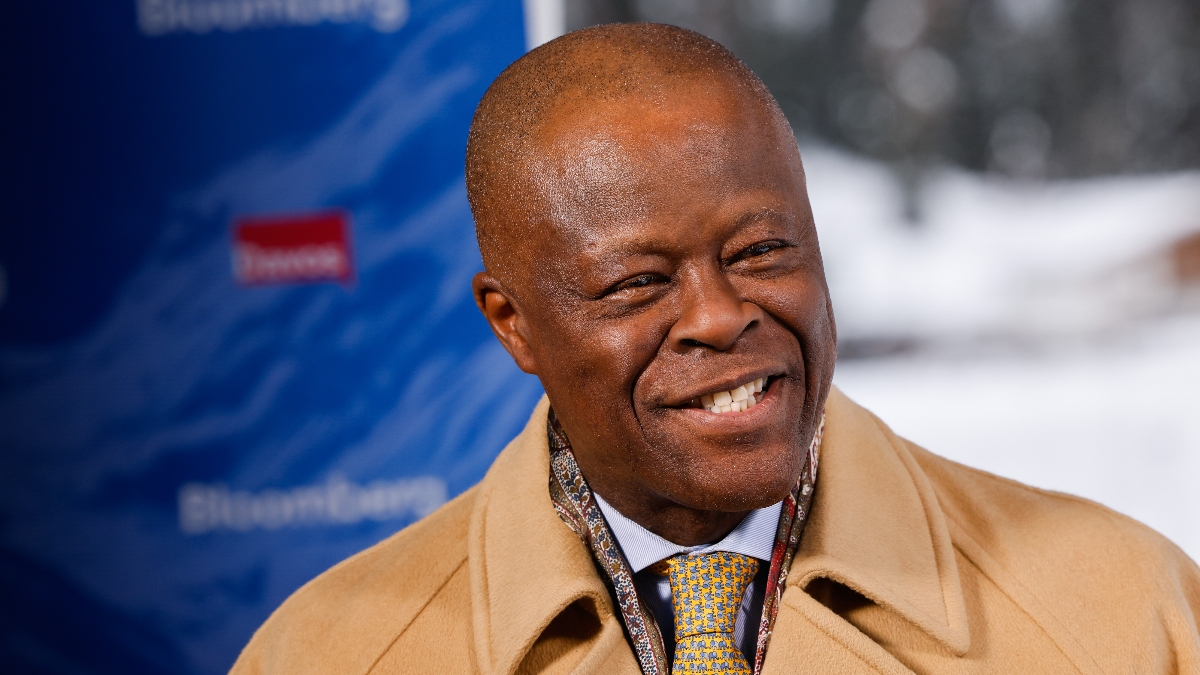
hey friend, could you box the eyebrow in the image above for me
[583,207,792,260]
[733,207,789,230]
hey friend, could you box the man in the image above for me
[231,23,1200,675]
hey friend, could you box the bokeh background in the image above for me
[566,0,1200,566]
[1,1,1196,673]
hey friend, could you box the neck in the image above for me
[590,484,750,547]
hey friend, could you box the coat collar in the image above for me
[469,387,970,674]
[467,396,640,675]
[788,387,971,656]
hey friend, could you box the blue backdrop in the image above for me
[0,2,543,672]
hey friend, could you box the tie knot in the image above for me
[665,551,758,638]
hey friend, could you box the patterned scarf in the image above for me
[547,409,823,675]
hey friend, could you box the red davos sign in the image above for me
[232,211,354,285]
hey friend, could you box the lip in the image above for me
[665,369,783,409]
[671,376,783,426]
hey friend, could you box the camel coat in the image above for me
[231,387,1200,674]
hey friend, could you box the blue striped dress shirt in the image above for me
[593,493,783,665]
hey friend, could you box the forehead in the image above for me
[535,74,786,171]
[521,77,804,250]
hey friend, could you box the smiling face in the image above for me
[473,71,836,544]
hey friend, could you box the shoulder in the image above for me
[825,389,1200,667]
[906,438,1200,643]
[905,439,1194,573]
[836,391,1197,587]
[230,486,478,675]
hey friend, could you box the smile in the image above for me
[698,377,768,414]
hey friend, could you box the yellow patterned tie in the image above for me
[663,551,759,675]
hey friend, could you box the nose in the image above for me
[667,271,762,353]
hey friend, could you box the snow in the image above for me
[806,145,1200,345]
[802,144,1200,560]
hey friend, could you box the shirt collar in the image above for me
[593,492,783,573]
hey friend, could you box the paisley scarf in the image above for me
[547,409,823,675]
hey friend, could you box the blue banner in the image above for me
[0,2,538,673]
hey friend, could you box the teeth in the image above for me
[700,377,768,415]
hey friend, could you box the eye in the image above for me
[732,240,788,262]
[602,273,669,298]
[623,274,658,288]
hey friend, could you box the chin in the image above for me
[669,448,802,512]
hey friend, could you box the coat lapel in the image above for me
[767,387,970,671]
[468,396,642,675]
[762,591,918,675]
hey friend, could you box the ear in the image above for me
[472,271,540,375]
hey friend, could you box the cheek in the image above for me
[535,306,670,405]
[588,312,673,397]
[769,274,837,401]
[751,271,830,336]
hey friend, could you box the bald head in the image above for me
[466,23,791,285]
[467,24,834,542]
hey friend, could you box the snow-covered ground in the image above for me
[803,145,1200,560]
[807,145,1200,346]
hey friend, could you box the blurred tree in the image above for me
[565,0,1200,183]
